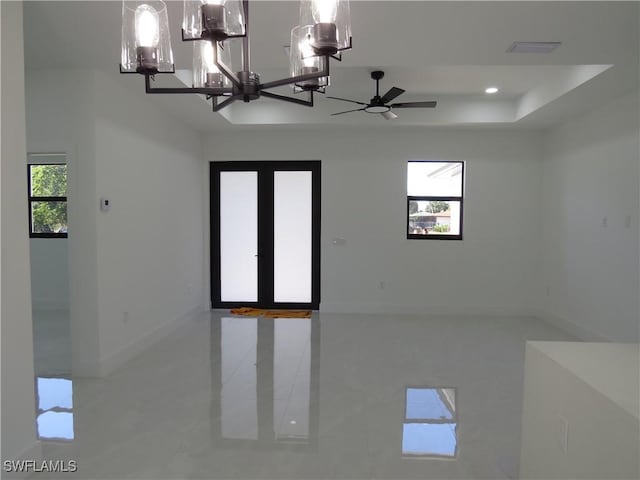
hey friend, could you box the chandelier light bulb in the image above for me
[203,42,220,73]
[312,0,338,23]
[300,38,316,68]
[134,4,160,47]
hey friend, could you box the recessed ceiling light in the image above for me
[289,420,297,425]
[485,87,499,94]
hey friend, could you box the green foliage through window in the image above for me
[29,164,68,236]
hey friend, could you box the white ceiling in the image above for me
[23,1,639,131]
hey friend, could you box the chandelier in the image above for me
[120,0,352,111]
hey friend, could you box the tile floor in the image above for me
[35,311,577,479]
[32,309,71,376]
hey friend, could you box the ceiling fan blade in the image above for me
[331,108,366,116]
[380,87,405,104]
[326,96,367,106]
[390,101,437,109]
[381,111,398,120]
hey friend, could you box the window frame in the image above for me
[406,160,464,241]
[27,162,68,238]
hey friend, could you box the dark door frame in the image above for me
[210,161,321,310]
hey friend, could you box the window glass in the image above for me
[30,164,67,196]
[30,201,68,234]
[407,162,462,197]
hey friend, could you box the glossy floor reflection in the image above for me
[40,312,576,479]
[36,377,74,441]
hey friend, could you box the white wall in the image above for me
[540,91,640,342]
[30,239,69,310]
[25,70,206,376]
[204,128,543,315]
[1,0,40,462]
[93,73,205,370]
[26,69,100,376]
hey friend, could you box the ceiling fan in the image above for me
[328,70,437,120]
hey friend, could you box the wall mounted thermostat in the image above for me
[100,198,111,212]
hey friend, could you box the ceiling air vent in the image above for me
[507,41,562,53]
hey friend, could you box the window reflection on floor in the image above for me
[36,377,74,441]
[402,387,457,458]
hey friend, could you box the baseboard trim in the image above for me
[535,310,612,342]
[2,441,43,479]
[96,306,204,377]
[319,302,538,318]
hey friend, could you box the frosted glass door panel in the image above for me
[273,319,311,440]
[221,317,258,440]
[220,172,258,302]
[273,171,312,303]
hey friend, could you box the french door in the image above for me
[210,161,320,310]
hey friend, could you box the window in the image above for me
[28,158,68,238]
[402,387,457,458]
[407,161,464,240]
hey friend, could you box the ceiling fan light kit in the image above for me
[328,70,437,120]
[120,0,352,111]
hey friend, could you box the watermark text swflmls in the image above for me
[3,460,78,473]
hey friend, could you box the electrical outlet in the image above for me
[123,311,130,324]
[379,281,385,290]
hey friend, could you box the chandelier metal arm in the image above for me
[259,58,330,91]
[144,74,233,95]
[261,90,314,107]
[241,0,250,72]
[329,37,353,61]
[180,30,245,42]
[212,95,237,112]
[213,53,242,90]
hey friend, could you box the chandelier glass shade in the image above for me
[121,1,174,74]
[182,0,246,42]
[119,0,352,112]
[192,41,232,88]
[290,25,330,93]
[299,0,351,56]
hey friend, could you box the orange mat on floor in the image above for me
[230,307,312,318]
